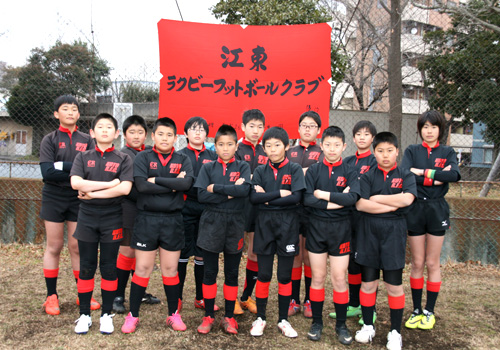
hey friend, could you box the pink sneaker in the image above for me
[166,311,187,331]
[121,312,139,334]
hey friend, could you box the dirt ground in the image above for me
[0,243,499,350]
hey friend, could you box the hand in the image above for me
[255,185,265,193]
[443,165,451,171]
[343,186,350,193]
[280,189,292,197]
[207,184,214,193]
[434,180,444,185]
[302,167,308,175]
[110,178,121,186]
[78,190,92,200]
[228,196,234,199]
[177,171,186,178]
[410,168,424,176]
[235,177,245,185]
[313,189,327,200]
[147,177,156,184]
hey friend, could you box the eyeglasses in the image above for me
[188,128,206,133]
[299,124,318,130]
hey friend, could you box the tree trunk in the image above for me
[479,150,500,197]
[387,0,403,159]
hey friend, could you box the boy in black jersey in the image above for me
[234,109,268,314]
[401,111,460,331]
[70,113,134,334]
[332,120,378,323]
[303,126,360,345]
[353,132,416,350]
[113,115,159,314]
[287,111,323,318]
[194,125,251,335]
[249,127,306,338]
[121,117,194,334]
[39,95,96,315]
[177,117,218,312]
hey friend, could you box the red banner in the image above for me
[158,20,331,138]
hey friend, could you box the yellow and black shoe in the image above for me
[405,310,423,329]
[417,311,436,330]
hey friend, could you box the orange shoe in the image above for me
[76,297,101,310]
[43,294,60,315]
[194,299,220,311]
[234,299,244,315]
[240,297,257,314]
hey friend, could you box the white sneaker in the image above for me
[386,329,402,350]
[250,317,266,337]
[355,324,376,343]
[100,313,115,334]
[75,314,92,334]
[277,319,298,338]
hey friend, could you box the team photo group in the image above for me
[39,94,460,350]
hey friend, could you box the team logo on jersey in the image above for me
[75,142,88,152]
[360,165,371,174]
[442,220,448,227]
[87,160,95,167]
[202,159,212,164]
[237,238,244,251]
[112,228,123,240]
[391,178,403,189]
[105,161,119,173]
[229,171,240,182]
[150,162,158,169]
[435,158,446,168]
[170,163,182,174]
[308,151,321,160]
[282,174,292,185]
[258,155,268,164]
[286,244,295,253]
[59,142,66,149]
[339,242,350,254]
[291,151,298,158]
[244,154,251,161]
[336,176,347,187]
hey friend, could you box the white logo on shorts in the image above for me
[286,244,295,253]
[441,220,448,226]
[136,242,146,248]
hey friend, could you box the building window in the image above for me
[15,130,27,144]
[483,148,493,164]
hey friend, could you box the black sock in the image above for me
[304,276,311,302]
[204,298,216,318]
[311,300,324,325]
[45,277,58,298]
[101,289,115,315]
[390,308,404,332]
[349,283,361,307]
[411,289,423,313]
[256,297,268,320]
[194,259,204,301]
[129,282,146,318]
[177,259,188,300]
[334,302,348,324]
[425,291,439,314]
[291,279,301,303]
[361,305,375,326]
[78,291,92,316]
[163,283,180,316]
[225,298,235,318]
[242,269,258,301]
[116,268,131,299]
[278,294,290,322]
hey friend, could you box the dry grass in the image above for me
[0,243,499,350]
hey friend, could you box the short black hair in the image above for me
[242,109,265,125]
[373,131,398,149]
[154,117,176,134]
[321,126,345,143]
[299,111,322,128]
[123,115,147,135]
[262,126,289,147]
[184,116,209,135]
[215,124,238,143]
[417,110,446,140]
[54,95,79,112]
[352,120,377,137]
[92,113,117,130]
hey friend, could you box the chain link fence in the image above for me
[0,1,499,264]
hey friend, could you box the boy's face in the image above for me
[321,136,346,163]
[421,121,439,145]
[185,122,207,148]
[264,138,289,163]
[374,142,399,171]
[152,125,177,153]
[90,118,119,145]
[215,135,237,162]
[124,124,147,149]
[353,127,374,152]
[241,119,264,144]
[298,117,320,144]
[54,103,80,127]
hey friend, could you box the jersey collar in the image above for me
[95,144,115,157]
[268,157,289,180]
[299,140,316,148]
[126,144,145,152]
[188,143,207,161]
[217,156,235,176]
[422,141,439,158]
[59,125,77,144]
[355,149,372,165]
[323,157,342,178]
[242,139,257,156]
[153,146,175,166]
[377,163,398,181]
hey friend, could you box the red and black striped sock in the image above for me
[304,265,312,302]
[224,284,238,318]
[278,282,292,322]
[348,273,362,307]
[202,283,217,318]
[116,254,135,298]
[360,290,376,326]
[77,278,94,315]
[255,280,270,320]
[290,266,302,303]
[310,287,325,325]
[334,289,349,327]
[101,278,118,315]
[425,281,441,314]
[241,259,258,301]
[388,294,405,332]
[129,274,149,317]
[44,268,59,297]
[163,274,180,316]
[410,277,424,313]
[177,258,189,300]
